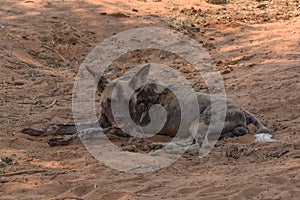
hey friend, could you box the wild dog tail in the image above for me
[244,110,271,134]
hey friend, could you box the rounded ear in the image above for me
[85,66,109,94]
[129,64,150,89]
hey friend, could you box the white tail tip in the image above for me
[254,133,278,143]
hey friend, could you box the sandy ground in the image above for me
[0,0,299,199]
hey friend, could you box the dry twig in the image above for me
[0,169,47,177]
[42,44,66,62]
[0,169,73,177]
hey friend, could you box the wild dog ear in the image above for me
[129,64,150,89]
[85,66,109,94]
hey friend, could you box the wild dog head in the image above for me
[86,64,160,131]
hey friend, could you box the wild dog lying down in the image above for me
[86,64,273,147]
[22,64,273,147]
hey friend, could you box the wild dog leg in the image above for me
[48,133,79,146]
[21,121,106,146]
[244,110,271,134]
[219,125,249,139]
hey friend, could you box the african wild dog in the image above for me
[86,64,272,147]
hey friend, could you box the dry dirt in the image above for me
[0,0,300,199]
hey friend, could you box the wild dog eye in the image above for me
[107,98,111,103]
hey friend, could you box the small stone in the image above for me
[2,157,12,164]
[13,81,24,86]
[207,0,228,5]
[0,162,6,168]
[220,68,232,75]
